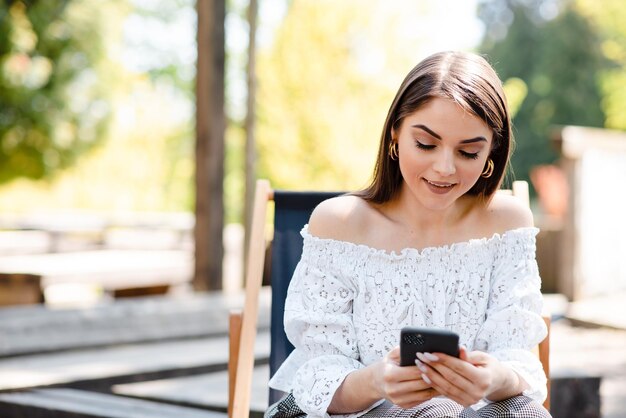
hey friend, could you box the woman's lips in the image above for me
[423,178,456,194]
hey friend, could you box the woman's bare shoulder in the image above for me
[308,195,375,242]
[483,192,535,233]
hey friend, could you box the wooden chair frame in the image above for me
[228,179,550,418]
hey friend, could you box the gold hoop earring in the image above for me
[388,141,398,160]
[481,159,494,178]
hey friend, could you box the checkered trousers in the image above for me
[264,393,552,418]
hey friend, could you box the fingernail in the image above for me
[414,359,427,372]
[422,373,432,384]
[424,352,439,362]
[415,352,428,363]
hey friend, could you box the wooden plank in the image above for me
[0,332,270,391]
[0,230,51,255]
[232,180,271,418]
[0,288,270,357]
[113,284,170,298]
[114,365,269,417]
[0,213,193,253]
[0,388,226,418]
[512,180,530,207]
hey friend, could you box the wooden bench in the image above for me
[113,364,270,418]
[0,249,194,306]
[0,287,270,358]
[0,290,271,417]
[0,212,195,306]
[0,388,226,418]
[0,273,43,307]
[0,332,270,392]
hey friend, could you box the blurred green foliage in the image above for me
[255,0,443,192]
[478,0,620,184]
[256,0,379,191]
[0,1,124,184]
[576,0,626,130]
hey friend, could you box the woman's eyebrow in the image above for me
[411,124,487,144]
[460,137,488,144]
[412,124,441,139]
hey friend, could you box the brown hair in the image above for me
[356,51,512,203]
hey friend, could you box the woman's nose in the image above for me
[433,150,456,176]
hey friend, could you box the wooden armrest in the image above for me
[228,310,243,418]
[540,315,551,411]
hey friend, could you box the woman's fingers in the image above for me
[415,352,489,406]
[463,349,491,366]
[391,388,439,410]
[385,377,439,409]
[417,351,485,382]
[421,360,474,389]
[383,363,424,385]
[386,376,432,395]
[459,345,469,361]
[387,346,401,363]
[384,349,431,383]
[418,363,476,405]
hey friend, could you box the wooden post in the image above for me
[243,0,258,287]
[512,180,529,208]
[195,0,226,291]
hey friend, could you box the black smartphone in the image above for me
[399,327,460,366]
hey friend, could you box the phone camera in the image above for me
[403,333,425,346]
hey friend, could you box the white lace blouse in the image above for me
[268,225,548,418]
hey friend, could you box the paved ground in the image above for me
[547,293,626,418]
[551,320,626,418]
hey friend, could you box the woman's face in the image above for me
[393,97,493,212]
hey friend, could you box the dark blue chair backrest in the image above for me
[269,190,342,404]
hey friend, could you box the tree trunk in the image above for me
[243,0,258,284]
[194,0,225,291]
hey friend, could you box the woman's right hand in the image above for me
[373,346,440,409]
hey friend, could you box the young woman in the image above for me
[266,51,551,418]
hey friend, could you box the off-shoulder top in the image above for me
[268,225,548,418]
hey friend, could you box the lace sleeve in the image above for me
[283,241,377,418]
[474,228,548,403]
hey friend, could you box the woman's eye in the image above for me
[414,139,480,159]
[415,140,435,150]
[459,150,479,160]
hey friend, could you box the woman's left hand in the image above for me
[414,347,517,407]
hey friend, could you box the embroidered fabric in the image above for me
[268,225,548,418]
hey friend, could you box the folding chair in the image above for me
[228,180,341,418]
[228,179,550,418]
